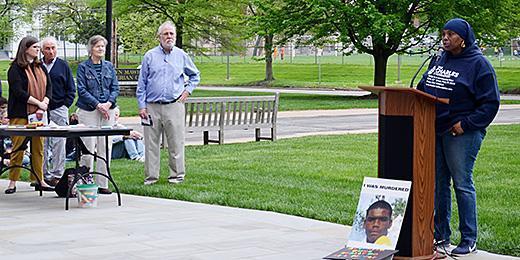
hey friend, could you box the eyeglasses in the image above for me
[366,216,390,222]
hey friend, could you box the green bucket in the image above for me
[77,184,99,208]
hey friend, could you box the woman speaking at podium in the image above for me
[417,18,500,256]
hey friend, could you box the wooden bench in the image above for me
[115,68,139,96]
[184,94,279,144]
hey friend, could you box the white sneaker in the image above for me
[434,240,453,255]
[137,156,145,162]
[168,176,184,184]
[144,180,157,185]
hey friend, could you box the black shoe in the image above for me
[30,182,36,187]
[4,187,16,194]
[98,188,112,195]
[34,184,55,192]
[46,178,60,187]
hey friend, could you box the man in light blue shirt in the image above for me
[137,21,200,185]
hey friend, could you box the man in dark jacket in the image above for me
[41,37,76,186]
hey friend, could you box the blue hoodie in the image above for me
[418,18,500,134]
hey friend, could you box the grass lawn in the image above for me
[1,56,519,117]
[1,82,518,117]
[116,90,379,117]
[105,124,520,256]
[2,54,520,92]
[195,62,520,93]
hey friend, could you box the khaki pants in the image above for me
[8,118,44,182]
[77,108,115,189]
[144,102,185,183]
[44,105,69,179]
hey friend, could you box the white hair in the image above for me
[41,36,58,47]
[87,35,108,55]
[157,21,176,36]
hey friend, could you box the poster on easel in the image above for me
[324,177,411,260]
[346,177,412,250]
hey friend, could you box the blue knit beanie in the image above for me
[443,18,475,46]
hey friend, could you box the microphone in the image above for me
[409,50,440,88]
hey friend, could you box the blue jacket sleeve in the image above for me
[64,61,76,107]
[460,70,500,131]
[76,63,100,109]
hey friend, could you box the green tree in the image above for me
[0,15,13,49]
[116,12,160,55]
[114,0,245,53]
[38,0,105,45]
[0,0,39,48]
[266,0,519,86]
[246,0,284,81]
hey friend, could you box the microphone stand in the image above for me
[409,52,439,88]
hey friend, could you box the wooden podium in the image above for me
[360,86,447,259]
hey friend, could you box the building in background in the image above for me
[1,12,87,61]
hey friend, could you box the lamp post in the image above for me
[105,0,112,61]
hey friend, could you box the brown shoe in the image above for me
[98,188,112,195]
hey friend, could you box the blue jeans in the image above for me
[124,139,144,160]
[111,141,126,159]
[434,129,485,244]
[111,139,145,160]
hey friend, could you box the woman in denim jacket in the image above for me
[75,35,119,195]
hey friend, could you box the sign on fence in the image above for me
[115,68,140,81]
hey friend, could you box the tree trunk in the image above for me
[176,17,184,49]
[372,43,391,86]
[105,0,112,62]
[264,34,274,81]
[111,18,118,66]
[252,35,262,57]
[373,54,389,86]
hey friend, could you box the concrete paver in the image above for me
[0,180,517,259]
[1,87,519,259]
[0,180,346,260]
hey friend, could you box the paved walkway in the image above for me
[0,180,517,259]
[1,81,520,100]
[120,104,520,145]
[197,86,520,100]
[0,180,346,260]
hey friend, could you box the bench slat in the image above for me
[261,100,266,123]
[213,102,219,126]
[195,103,200,127]
[185,94,279,144]
[249,101,255,125]
[201,103,207,126]
[237,101,243,125]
